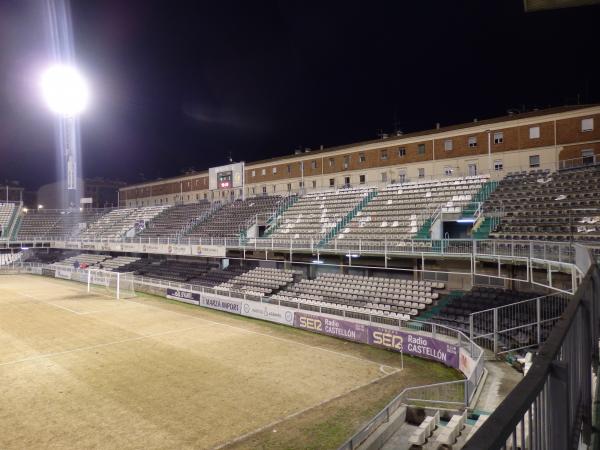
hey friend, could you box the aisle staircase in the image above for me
[460,181,499,219]
[318,190,378,248]
[417,290,464,321]
[263,194,300,237]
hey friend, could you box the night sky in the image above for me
[1,1,599,189]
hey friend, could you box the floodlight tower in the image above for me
[41,0,89,209]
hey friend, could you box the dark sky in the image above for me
[0,1,599,189]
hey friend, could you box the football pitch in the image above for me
[0,275,460,449]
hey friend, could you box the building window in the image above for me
[329,178,335,187]
[312,180,317,188]
[494,160,503,171]
[398,170,406,183]
[204,193,207,200]
[344,176,350,186]
[359,174,366,184]
[529,126,540,139]
[328,158,335,168]
[380,149,388,160]
[468,163,477,176]
[418,168,425,178]
[417,143,426,155]
[343,155,350,169]
[272,167,277,174]
[287,183,291,192]
[582,118,594,132]
[582,149,595,165]
[359,152,366,163]
[299,181,304,188]
[261,168,266,176]
[252,187,255,194]
[398,147,406,157]
[261,186,266,194]
[272,185,276,192]
[494,132,504,144]
[444,139,453,151]
[529,155,540,168]
[287,164,291,174]
[468,136,477,148]
[443,166,453,176]
[251,170,256,177]
[311,160,317,170]
[381,172,387,182]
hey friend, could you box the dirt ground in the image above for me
[0,275,460,450]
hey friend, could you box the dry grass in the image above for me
[0,275,460,449]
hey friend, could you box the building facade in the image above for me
[120,105,600,207]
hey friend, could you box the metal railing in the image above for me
[463,248,600,450]
[470,293,570,355]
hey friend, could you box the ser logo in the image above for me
[372,331,403,350]
[299,316,322,331]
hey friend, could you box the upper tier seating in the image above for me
[215,267,301,296]
[333,176,488,244]
[0,203,16,238]
[16,209,107,240]
[79,206,169,239]
[186,196,282,238]
[268,187,374,242]
[273,273,444,319]
[138,201,212,238]
[484,166,600,241]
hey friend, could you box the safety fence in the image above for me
[470,292,571,355]
[463,248,600,450]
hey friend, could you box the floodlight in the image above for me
[40,64,89,116]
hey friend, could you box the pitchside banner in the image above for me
[55,269,72,280]
[241,300,295,326]
[294,312,369,342]
[166,288,200,305]
[368,325,459,368]
[293,312,459,369]
[200,294,242,314]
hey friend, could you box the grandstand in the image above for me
[483,166,600,241]
[2,105,599,450]
[186,195,282,238]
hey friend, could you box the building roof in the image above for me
[121,104,599,190]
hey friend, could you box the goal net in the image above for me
[86,269,136,299]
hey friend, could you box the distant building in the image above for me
[0,183,25,204]
[37,178,125,209]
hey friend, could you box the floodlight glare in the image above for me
[40,64,89,116]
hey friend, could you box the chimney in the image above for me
[436,122,440,130]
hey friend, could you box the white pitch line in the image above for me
[0,324,210,367]
[124,297,401,371]
[9,276,401,372]
[18,291,82,315]
[213,367,401,450]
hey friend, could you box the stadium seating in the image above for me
[186,196,282,238]
[215,267,301,296]
[334,176,488,244]
[16,209,107,240]
[79,206,169,239]
[430,287,544,339]
[267,187,375,242]
[0,203,16,238]
[0,252,21,265]
[52,253,110,268]
[121,258,220,283]
[137,201,212,238]
[273,273,444,319]
[99,256,140,271]
[484,166,600,241]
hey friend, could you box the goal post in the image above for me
[86,269,136,299]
